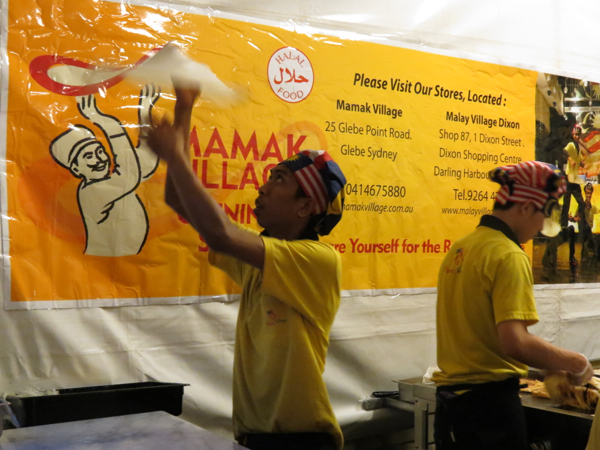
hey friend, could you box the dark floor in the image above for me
[533,236,600,284]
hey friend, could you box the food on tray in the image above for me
[543,373,600,411]
[520,379,550,398]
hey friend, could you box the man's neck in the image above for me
[264,221,312,241]
[490,210,523,244]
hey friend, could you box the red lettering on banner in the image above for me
[223,203,240,221]
[190,128,308,162]
[287,134,306,158]
[444,239,452,252]
[331,243,346,253]
[247,206,257,224]
[421,239,441,253]
[204,128,228,158]
[188,128,311,190]
[190,126,202,157]
[193,159,218,189]
[349,238,401,253]
[262,164,277,184]
[195,203,257,251]
[232,131,259,160]
[222,161,237,190]
[261,133,283,161]
[240,163,260,190]
[401,239,419,253]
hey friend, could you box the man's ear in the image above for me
[298,196,317,218]
[521,201,537,216]
[70,163,82,178]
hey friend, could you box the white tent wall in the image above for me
[3,1,600,449]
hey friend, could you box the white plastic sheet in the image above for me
[3,1,600,447]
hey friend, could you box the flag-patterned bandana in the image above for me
[279,150,346,236]
[489,161,566,209]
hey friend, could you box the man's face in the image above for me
[254,165,310,232]
[72,142,110,181]
[515,202,547,244]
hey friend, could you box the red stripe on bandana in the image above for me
[494,160,567,208]
[296,165,328,214]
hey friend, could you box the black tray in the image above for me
[6,381,188,427]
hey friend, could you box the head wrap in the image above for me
[279,150,346,236]
[489,161,566,210]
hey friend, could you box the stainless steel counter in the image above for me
[0,411,247,450]
[388,377,595,450]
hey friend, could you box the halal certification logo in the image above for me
[268,47,313,103]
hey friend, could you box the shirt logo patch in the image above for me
[266,309,287,326]
[445,247,464,274]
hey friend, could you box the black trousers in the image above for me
[239,432,336,450]
[434,378,528,450]
[561,182,585,229]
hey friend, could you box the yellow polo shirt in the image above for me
[433,216,539,386]
[210,234,343,449]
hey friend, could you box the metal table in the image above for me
[0,411,247,450]
[387,376,595,450]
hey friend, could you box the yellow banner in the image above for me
[3,0,535,306]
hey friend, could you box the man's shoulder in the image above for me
[264,237,341,267]
[458,226,523,256]
[565,141,579,154]
[267,236,338,252]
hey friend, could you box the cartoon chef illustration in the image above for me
[50,84,160,256]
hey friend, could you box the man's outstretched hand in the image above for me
[147,115,184,166]
[174,80,201,110]
[147,78,201,166]
[567,358,594,386]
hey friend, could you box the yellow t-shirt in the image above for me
[432,217,539,386]
[586,401,600,450]
[209,235,343,449]
[565,141,582,183]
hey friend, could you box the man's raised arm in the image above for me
[148,83,265,269]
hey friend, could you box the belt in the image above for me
[240,432,335,450]
[436,377,521,394]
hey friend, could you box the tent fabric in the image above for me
[4,1,600,445]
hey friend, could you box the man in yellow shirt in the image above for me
[580,182,599,262]
[147,81,346,450]
[433,161,593,450]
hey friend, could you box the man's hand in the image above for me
[172,78,201,135]
[173,78,200,110]
[147,115,185,166]
[567,356,594,386]
[497,320,595,383]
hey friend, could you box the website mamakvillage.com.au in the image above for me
[343,202,413,214]
[441,206,492,216]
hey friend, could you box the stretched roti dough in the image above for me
[544,372,600,411]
